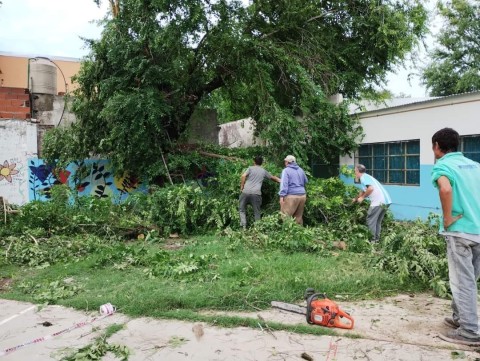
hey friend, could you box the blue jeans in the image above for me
[446,235,480,335]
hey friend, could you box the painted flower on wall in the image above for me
[114,173,139,194]
[29,164,53,183]
[53,168,71,184]
[0,160,20,183]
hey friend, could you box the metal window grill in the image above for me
[355,140,420,185]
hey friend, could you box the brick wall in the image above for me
[0,87,31,120]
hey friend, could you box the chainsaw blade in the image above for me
[271,301,307,315]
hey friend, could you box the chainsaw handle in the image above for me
[335,309,355,329]
[308,293,327,302]
[306,293,327,324]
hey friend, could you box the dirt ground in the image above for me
[1,294,480,360]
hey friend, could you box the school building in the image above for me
[340,91,480,220]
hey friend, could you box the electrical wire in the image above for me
[390,202,440,210]
[29,57,69,126]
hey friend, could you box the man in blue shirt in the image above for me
[432,127,480,346]
[279,155,308,225]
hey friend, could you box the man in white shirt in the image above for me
[353,164,392,242]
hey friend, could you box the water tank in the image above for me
[30,58,57,95]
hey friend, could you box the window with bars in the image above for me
[460,135,480,163]
[355,140,420,185]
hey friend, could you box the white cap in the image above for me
[284,155,296,163]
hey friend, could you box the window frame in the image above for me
[355,139,420,186]
[460,135,480,163]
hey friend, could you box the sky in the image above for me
[0,0,439,98]
[0,0,108,58]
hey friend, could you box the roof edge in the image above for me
[355,91,480,118]
[0,51,81,62]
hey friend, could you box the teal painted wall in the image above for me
[28,158,147,202]
[385,165,440,220]
[344,165,441,221]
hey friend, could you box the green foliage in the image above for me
[304,177,361,224]
[18,278,83,304]
[62,333,129,361]
[94,243,158,269]
[159,252,219,278]
[3,234,427,320]
[44,0,428,175]
[0,155,449,297]
[92,240,219,281]
[134,157,366,239]
[421,0,480,96]
[143,184,233,234]
[1,185,143,239]
[224,215,326,253]
[41,127,82,170]
[133,155,282,235]
[369,215,449,296]
[104,324,125,338]
[223,211,372,254]
[0,235,104,267]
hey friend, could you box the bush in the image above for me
[2,185,142,238]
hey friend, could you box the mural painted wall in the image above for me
[0,120,38,205]
[28,159,146,202]
[0,158,27,203]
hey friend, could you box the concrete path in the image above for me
[0,297,478,360]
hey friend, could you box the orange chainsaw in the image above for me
[271,288,354,329]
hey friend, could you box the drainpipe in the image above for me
[27,58,34,119]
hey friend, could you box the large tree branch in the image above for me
[109,0,120,17]
[200,75,225,95]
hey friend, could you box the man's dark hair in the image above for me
[432,128,459,153]
[254,156,263,165]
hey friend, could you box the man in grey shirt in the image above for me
[240,156,281,229]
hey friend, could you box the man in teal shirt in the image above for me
[432,127,480,346]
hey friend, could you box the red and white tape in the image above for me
[0,303,116,357]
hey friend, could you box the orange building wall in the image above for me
[0,54,81,93]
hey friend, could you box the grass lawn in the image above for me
[0,234,427,332]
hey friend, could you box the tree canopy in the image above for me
[44,0,428,177]
[421,0,480,96]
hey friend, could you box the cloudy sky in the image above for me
[0,0,438,97]
[0,0,108,58]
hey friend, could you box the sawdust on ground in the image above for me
[1,294,480,360]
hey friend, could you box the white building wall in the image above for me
[218,117,265,148]
[340,93,480,166]
[340,92,480,220]
[0,120,38,205]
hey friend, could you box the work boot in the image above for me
[439,329,480,346]
[443,317,460,329]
